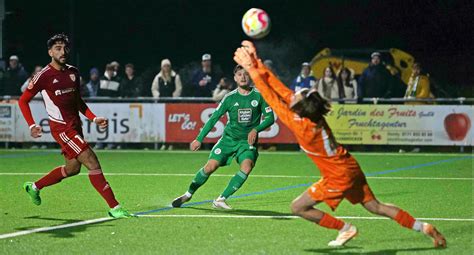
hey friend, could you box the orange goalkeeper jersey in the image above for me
[248,60,365,191]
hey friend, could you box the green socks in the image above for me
[188,168,210,194]
[221,170,248,199]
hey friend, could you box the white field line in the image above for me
[1,214,472,240]
[0,217,112,240]
[0,172,472,180]
[138,214,474,222]
[0,149,470,157]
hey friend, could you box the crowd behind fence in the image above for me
[1,52,471,104]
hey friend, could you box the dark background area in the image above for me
[4,0,473,96]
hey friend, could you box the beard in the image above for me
[53,56,67,65]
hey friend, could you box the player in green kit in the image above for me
[171,65,275,209]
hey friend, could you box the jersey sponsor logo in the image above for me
[54,87,76,96]
[234,102,239,107]
[214,148,222,155]
[265,106,272,113]
[251,100,258,107]
[69,74,76,82]
[238,108,252,123]
[53,78,59,84]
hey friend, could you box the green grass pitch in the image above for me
[0,149,472,254]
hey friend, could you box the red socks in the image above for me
[35,166,68,189]
[318,213,345,230]
[88,169,119,208]
[394,209,416,229]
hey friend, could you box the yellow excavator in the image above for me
[309,48,415,84]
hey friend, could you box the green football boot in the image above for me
[23,182,41,205]
[108,207,136,218]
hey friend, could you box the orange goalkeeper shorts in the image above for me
[307,176,376,211]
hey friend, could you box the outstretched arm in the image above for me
[234,42,311,136]
[238,41,294,103]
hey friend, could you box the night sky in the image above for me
[5,0,473,96]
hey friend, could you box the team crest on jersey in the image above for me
[214,148,222,155]
[69,74,76,82]
[251,100,258,107]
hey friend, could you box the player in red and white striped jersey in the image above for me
[18,33,133,218]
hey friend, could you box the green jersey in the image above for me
[196,88,275,142]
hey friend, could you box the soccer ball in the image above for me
[241,8,271,39]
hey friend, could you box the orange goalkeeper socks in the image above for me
[394,209,416,229]
[318,213,345,230]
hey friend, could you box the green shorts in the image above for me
[209,135,258,166]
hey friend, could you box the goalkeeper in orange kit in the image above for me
[233,40,446,248]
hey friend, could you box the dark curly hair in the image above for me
[47,33,70,49]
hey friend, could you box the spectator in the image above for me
[98,64,121,97]
[21,65,43,93]
[337,67,358,102]
[83,68,100,97]
[404,62,433,104]
[121,63,142,98]
[316,66,339,101]
[2,55,28,96]
[290,62,317,92]
[190,53,220,97]
[358,52,394,99]
[110,61,120,78]
[151,59,182,98]
[212,77,233,102]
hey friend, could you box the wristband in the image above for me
[29,124,38,130]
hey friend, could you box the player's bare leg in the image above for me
[291,191,357,247]
[213,159,254,210]
[77,148,134,218]
[172,160,220,208]
[64,157,82,176]
[363,200,446,248]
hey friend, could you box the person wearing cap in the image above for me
[2,55,28,96]
[190,53,221,97]
[357,52,394,100]
[83,68,101,97]
[290,62,317,92]
[151,59,182,98]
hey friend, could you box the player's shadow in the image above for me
[183,207,294,220]
[304,246,440,254]
[17,215,115,238]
